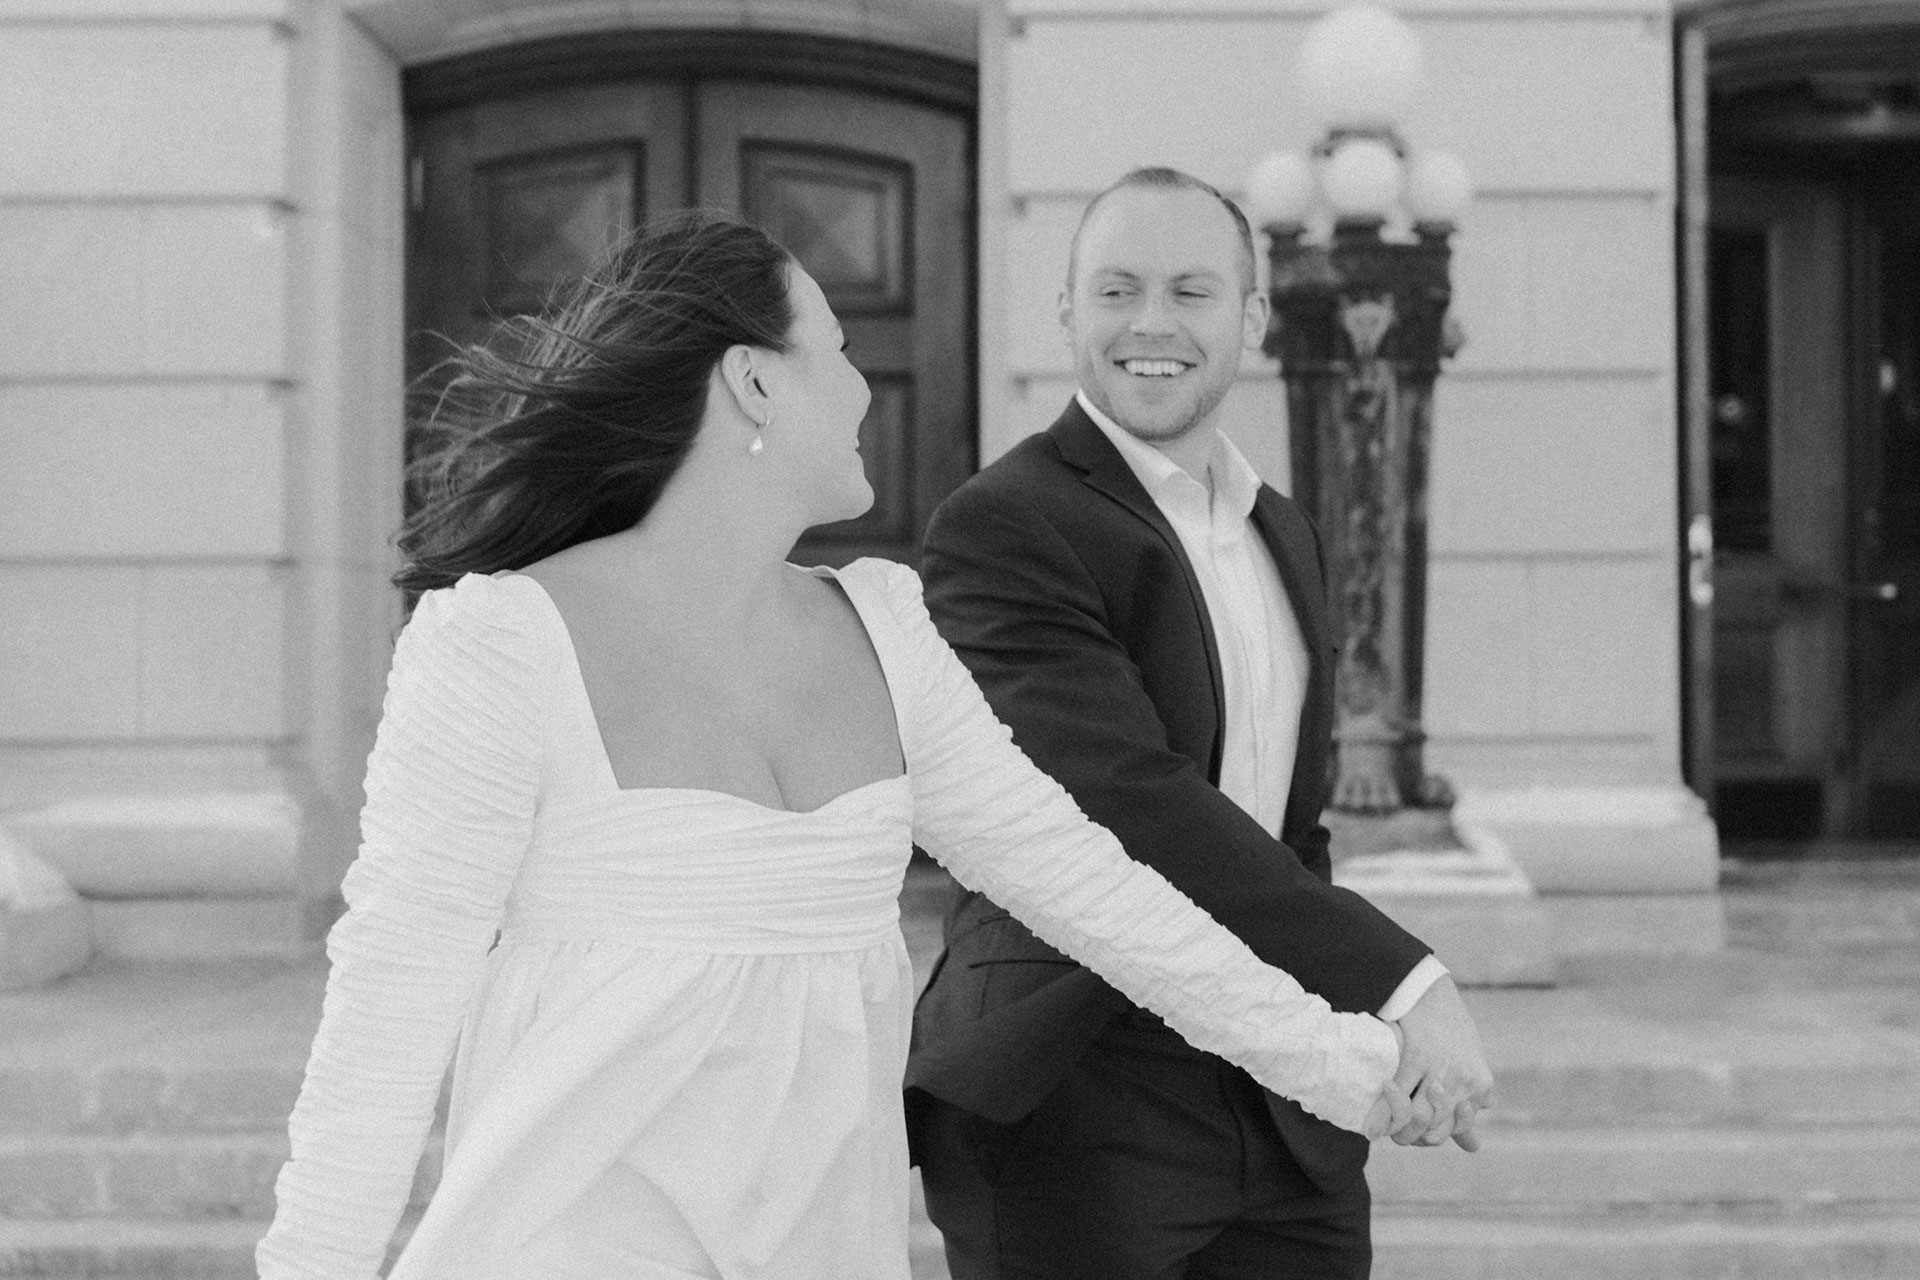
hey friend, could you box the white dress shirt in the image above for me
[1078,391,1445,1021]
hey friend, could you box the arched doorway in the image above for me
[402,33,977,567]
[1680,1,1920,844]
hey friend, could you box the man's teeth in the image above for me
[1123,359,1187,377]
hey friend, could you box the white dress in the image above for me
[256,558,1398,1280]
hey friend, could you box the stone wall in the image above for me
[0,1,405,949]
[979,0,1717,888]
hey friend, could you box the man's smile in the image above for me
[1118,358,1195,378]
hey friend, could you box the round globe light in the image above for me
[1245,151,1318,229]
[1404,150,1473,226]
[1322,136,1403,222]
[1298,4,1425,131]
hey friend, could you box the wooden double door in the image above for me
[407,77,973,566]
[1705,174,1920,838]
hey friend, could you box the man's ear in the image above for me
[717,344,770,423]
[1058,288,1074,344]
[1242,290,1271,351]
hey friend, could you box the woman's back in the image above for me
[523,539,906,814]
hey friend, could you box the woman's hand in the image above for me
[1363,1078,1416,1141]
[1362,1019,1416,1140]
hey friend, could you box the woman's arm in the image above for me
[876,562,1401,1136]
[257,576,546,1280]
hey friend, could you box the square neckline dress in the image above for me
[257,558,1399,1280]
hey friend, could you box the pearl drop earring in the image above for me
[749,414,769,457]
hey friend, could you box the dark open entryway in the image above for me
[1680,1,1920,848]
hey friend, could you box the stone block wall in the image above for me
[980,0,1716,888]
[0,1,405,944]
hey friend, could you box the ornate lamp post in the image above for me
[1246,5,1471,818]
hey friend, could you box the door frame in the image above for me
[1675,0,1920,828]
[404,30,978,118]
[1678,19,1713,797]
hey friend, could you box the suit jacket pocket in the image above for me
[961,914,1073,965]
[964,914,1079,1018]
[975,956,1079,1018]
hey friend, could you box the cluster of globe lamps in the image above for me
[1243,4,1473,239]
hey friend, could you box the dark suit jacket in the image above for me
[905,399,1432,1187]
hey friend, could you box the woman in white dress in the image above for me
[256,212,1411,1280]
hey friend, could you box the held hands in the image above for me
[1362,1021,1417,1140]
[1383,975,1495,1151]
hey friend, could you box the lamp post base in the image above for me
[1329,808,1556,986]
[1326,806,1464,859]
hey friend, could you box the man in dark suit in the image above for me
[907,168,1493,1279]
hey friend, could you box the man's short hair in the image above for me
[1065,167,1258,294]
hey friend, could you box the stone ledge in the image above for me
[88,898,314,962]
[0,831,92,991]
[0,903,94,993]
[1334,815,1535,899]
[1368,1125,1920,1206]
[1336,819,1556,986]
[1456,785,1721,894]
[0,1217,264,1280]
[1371,1208,1920,1280]
[1357,894,1558,986]
[6,792,300,899]
[1541,892,1727,961]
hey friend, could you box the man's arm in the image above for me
[921,478,1430,1015]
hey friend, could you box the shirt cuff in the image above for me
[1377,954,1449,1022]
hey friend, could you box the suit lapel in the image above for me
[1252,486,1336,845]
[1048,403,1229,751]
[1250,487,1332,655]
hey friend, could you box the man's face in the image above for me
[1061,186,1268,445]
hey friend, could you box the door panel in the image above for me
[409,83,687,367]
[1708,176,1851,833]
[476,145,645,315]
[696,81,972,565]
[741,143,914,315]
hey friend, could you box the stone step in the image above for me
[1487,1059,1920,1128]
[5,1044,1916,1139]
[0,1066,303,1137]
[0,1218,263,1279]
[1373,1206,1920,1280]
[4,1207,1915,1280]
[1368,1126,1920,1207]
[86,898,315,963]
[0,1133,284,1219]
[0,1131,435,1219]
[8,1124,1911,1223]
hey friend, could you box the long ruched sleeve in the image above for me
[875,560,1399,1135]
[257,574,547,1280]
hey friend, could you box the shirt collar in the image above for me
[1075,389,1263,523]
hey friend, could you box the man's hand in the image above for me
[1391,975,1494,1150]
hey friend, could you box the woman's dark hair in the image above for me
[395,210,795,593]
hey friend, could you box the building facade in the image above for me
[2,0,1914,956]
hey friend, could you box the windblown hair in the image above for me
[395,211,795,594]
[1067,166,1257,293]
